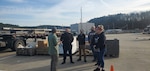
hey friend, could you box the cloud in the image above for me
[1,0,150,26]
[7,0,26,3]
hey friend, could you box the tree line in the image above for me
[88,11,150,30]
[0,23,19,30]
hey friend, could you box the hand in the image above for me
[93,45,96,48]
[95,46,99,49]
[58,41,62,44]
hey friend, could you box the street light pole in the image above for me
[80,7,83,30]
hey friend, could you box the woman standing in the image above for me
[92,25,106,71]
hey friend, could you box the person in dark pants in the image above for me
[77,29,86,62]
[60,28,74,64]
[92,25,106,71]
[88,26,96,62]
[48,28,59,71]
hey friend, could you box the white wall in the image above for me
[71,23,94,34]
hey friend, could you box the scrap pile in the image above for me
[16,40,49,56]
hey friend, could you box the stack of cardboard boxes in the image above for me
[36,40,49,55]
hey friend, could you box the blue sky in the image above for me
[0,0,150,26]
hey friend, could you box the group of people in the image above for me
[48,25,106,71]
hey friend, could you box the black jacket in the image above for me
[77,33,85,45]
[92,32,106,50]
[60,32,74,45]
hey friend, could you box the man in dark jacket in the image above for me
[77,29,86,62]
[60,28,74,64]
[88,26,96,61]
[92,25,106,71]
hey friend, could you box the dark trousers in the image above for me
[90,44,97,60]
[78,45,86,60]
[50,54,59,71]
[96,48,106,68]
[63,44,73,62]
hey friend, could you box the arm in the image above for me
[83,34,86,44]
[70,34,74,43]
[91,35,95,45]
[60,34,63,41]
[88,33,91,43]
[98,33,106,48]
[48,35,50,46]
[100,33,106,45]
[53,35,58,46]
[83,34,86,40]
[76,35,79,41]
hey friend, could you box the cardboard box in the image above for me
[37,40,48,48]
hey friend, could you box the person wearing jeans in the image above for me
[92,25,106,71]
[88,26,96,61]
[96,48,106,70]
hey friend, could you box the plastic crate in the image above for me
[105,39,119,57]
[16,48,36,56]
[36,47,49,55]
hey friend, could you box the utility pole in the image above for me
[80,7,83,30]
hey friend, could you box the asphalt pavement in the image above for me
[0,33,150,71]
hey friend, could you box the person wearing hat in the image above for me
[48,28,59,71]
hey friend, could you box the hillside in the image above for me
[88,11,150,30]
[0,23,19,29]
[0,23,69,30]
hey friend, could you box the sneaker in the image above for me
[101,69,105,71]
[77,59,81,61]
[70,61,74,64]
[61,62,65,64]
[93,68,100,71]
[92,59,96,62]
[94,63,98,66]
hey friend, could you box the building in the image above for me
[71,23,95,34]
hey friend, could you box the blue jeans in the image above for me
[90,45,97,60]
[96,48,106,68]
